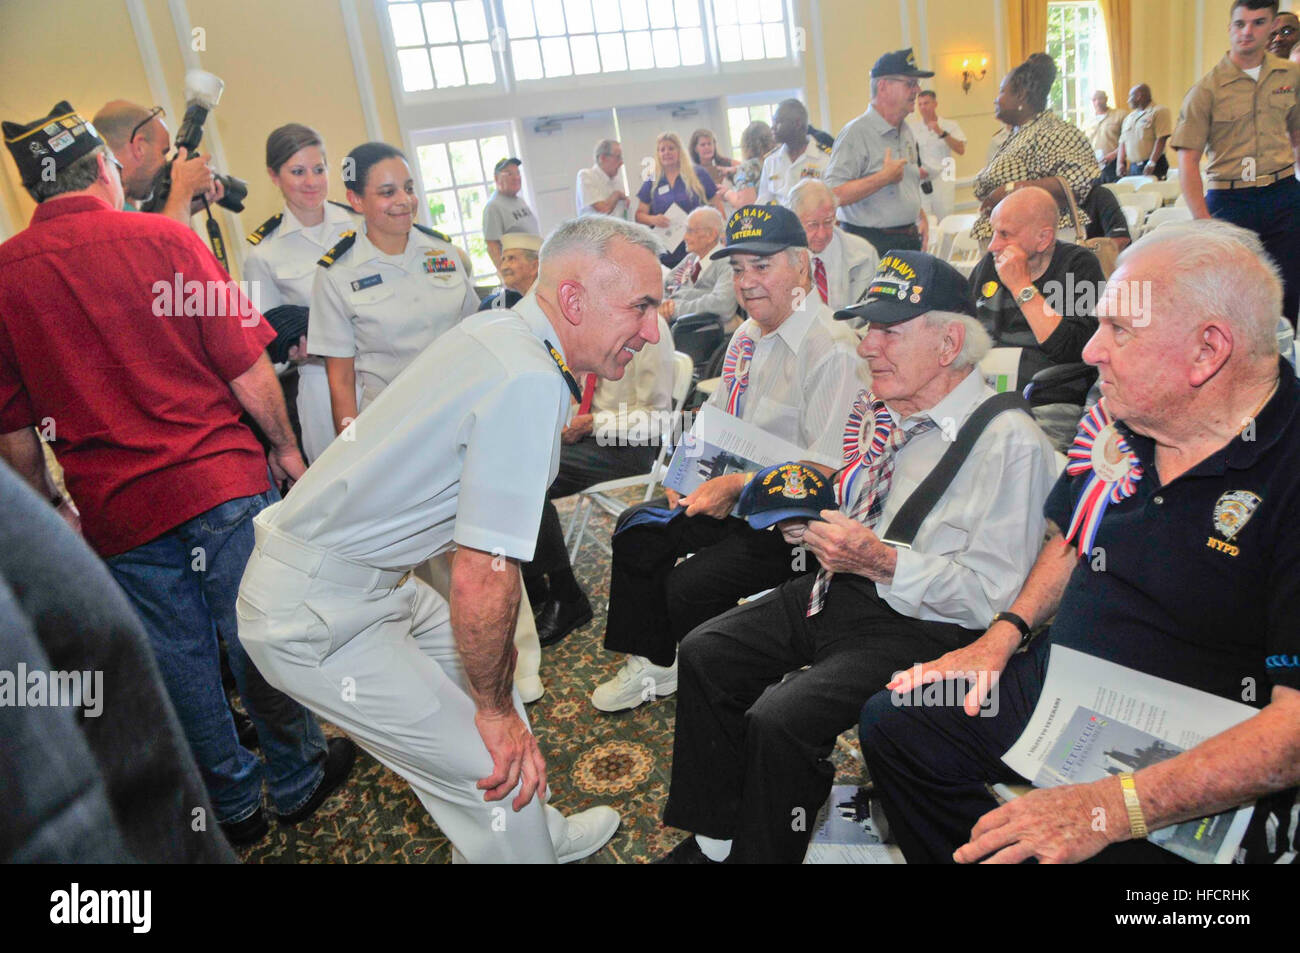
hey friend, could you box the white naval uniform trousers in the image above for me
[237,512,564,863]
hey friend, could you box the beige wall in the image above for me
[0,0,1236,243]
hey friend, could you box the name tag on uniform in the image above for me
[350,274,383,292]
[657,184,671,195]
[424,254,457,274]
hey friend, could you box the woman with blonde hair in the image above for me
[635,131,722,266]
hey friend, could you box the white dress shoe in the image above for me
[553,805,620,863]
[591,654,678,713]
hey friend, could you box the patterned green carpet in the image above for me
[239,493,868,864]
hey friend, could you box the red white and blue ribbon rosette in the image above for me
[721,335,755,415]
[837,389,894,506]
[1064,398,1143,557]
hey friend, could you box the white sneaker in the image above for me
[591,654,678,712]
[554,806,620,863]
[515,675,545,704]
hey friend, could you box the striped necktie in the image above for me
[813,257,829,304]
[806,416,938,616]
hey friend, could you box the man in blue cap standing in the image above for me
[655,251,1059,863]
[825,48,934,254]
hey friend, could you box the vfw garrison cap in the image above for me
[3,102,107,191]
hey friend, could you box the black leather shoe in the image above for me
[277,737,357,825]
[221,807,269,847]
[536,592,593,647]
[653,836,724,864]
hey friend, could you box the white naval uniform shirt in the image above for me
[264,294,572,571]
[755,136,830,206]
[706,303,861,467]
[810,229,878,312]
[308,226,480,408]
[242,202,359,310]
[857,368,1057,628]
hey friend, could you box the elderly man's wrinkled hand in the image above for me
[993,242,1033,295]
[801,510,895,580]
[955,781,1122,864]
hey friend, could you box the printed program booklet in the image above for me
[663,403,824,502]
[1001,645,1257,864]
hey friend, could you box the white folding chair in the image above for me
[1117,174,1156,190]
[1102,181,1134,198]
[924,213,939,253]
[1121,192,1161,232]
[1120,205,1142,232]
[565,351,695,561]
[1141,206,1193,234]
[933,213,978,261]
[1136,178,1183,206]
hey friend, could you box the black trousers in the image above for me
[662,572,975,863]
[603,501,812,667]
[839,221,923,254]
[860,634,1300,864]
[1207,176,1300,324]
[1099,158,1119,184]
[523,437,656,584]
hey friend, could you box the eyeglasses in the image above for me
[129,106,165,143]
[1272,25,1298,37]
[883,77,922,90]
[109,156,124,174]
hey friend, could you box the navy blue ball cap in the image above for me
[870,48,935,78]
[710,204,808,259]
[834,250,975,325]
[737,462,837,529]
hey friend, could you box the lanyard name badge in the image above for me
[1064,399,1143,558]
[543,339,583,401]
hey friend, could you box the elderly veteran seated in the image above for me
[654,251,1058,864]
[593,205,861,714]
[478,233,540,311]
[659,207,735,323]
[969,186,1104,440]
[859,221,1300,865]
[787,178,878,311]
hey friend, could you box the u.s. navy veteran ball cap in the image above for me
[834,250,975,324]
[870,48,935,79]
[737,462,837,529]
[3,102,106,191]
[710,204,808,259]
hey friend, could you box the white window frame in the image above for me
[1046,0,1114,130]
[409,120,526,286]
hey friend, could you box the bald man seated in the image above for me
[969,186,1105,412]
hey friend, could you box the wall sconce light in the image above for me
[961,56,989,93]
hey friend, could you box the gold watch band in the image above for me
[1118,772,1148,839]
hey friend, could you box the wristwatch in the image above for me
[938,129,949,139]
[1016,285,1040,305]
[991,610,1034,648]
[1117,772,1149,838]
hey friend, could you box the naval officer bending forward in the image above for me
[237,216,664,862]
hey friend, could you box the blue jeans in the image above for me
[107,486,327,823]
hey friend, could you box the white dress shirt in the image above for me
[755,136,831,206]
[856,368,1057,628]
[575,163,628,218]
[810,230,878,312]
[706,303,861,466]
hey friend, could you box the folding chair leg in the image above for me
[569,496,596,561]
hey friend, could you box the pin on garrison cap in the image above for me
[834,250,975,325]
[737,462,837,529]
[493,156,522,175]
[870,48,935,79]
[2,101,106,191]
[710,204,808,259]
